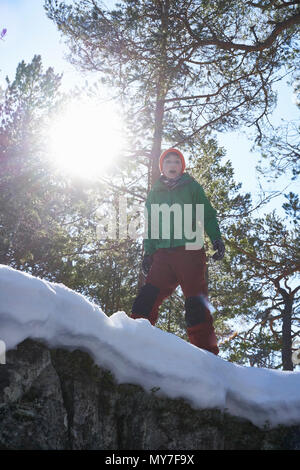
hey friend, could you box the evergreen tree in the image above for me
[240,67,300,369]
[0,55,71,278]
[0,56,143,315]
[44,0,300,184]
[225,207,299,370]
[256,71,300,181]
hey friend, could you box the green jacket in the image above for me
[144,173,221,255]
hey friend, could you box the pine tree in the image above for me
[44,0,300,184]
[0,55,66,275]
[0,55,142,314]
[225,207,299,370]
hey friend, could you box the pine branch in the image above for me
[182,10,300,52]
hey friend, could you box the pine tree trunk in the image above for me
[280,288,294,371]
[137,2,169,287]
[150,0,169,186]
[150,95,165,185]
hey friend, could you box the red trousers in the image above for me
[132,247,219,355]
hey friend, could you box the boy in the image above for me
[131,148,225,355]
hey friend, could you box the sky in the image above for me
[1,264,300,429]
[0,0,299,214]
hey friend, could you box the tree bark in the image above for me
[150,0,169,186]
[150,95,165,186]
[280,287,294,371]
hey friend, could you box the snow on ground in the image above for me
[0,264,300,429]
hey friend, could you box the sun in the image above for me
[48,99,126,179]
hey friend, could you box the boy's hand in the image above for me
[142,255,153,277]
[212,239,225,261]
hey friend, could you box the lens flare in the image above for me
[48,100,126,179]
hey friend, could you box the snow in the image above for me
[0,264,300,429]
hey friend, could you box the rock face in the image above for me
[0,339,299,450]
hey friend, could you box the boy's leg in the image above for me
[174,248,219,355]
[131,249,178,325]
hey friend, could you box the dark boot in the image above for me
[187,323,219,355]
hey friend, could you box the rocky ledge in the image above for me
[0,339,299,450]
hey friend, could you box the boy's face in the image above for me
[162,153,183,179]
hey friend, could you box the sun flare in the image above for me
[48,100,126,179]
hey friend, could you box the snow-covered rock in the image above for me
[1,338,299,450]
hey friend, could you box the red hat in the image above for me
[159,148,186,174]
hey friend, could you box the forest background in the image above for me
[0,0,299,371]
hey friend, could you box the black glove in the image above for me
[212,239,225,261]
[142,254,153,277]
